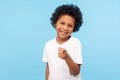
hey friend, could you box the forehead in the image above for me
[58,14,75,24]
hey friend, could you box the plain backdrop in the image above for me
[0,0,120,80]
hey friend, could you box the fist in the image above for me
[58,47,69,59]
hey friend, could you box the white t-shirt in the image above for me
[42,36,83,80]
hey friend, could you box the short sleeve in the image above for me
[42,43,48,62]
[73,40,83,64]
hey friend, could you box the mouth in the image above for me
[59,29,68,36]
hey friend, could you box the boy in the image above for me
[42,4,83,80]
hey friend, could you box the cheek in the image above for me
[70,28,74,32]
[72,27,75,32]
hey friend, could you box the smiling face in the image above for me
[54,14,75,42]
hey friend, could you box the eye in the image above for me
[68,24,74,28]
[59,22,65,25]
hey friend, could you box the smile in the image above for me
[59,29,68,35]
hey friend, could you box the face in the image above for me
[54,14,75,40]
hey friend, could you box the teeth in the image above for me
[62,32,66,35]
[61,30,67,34]
[61,29,67,33]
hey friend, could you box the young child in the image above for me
[42,4,83,80]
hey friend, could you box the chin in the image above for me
[61,36,69,40]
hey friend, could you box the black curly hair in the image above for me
[50,4,83,32]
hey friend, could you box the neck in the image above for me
[56,36,71,44]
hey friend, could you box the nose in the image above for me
[63,25,68,30]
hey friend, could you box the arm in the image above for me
[46,63,49,80]
[65,55,81,75]
[58,48,81,75]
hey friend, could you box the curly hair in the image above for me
[50,4,83,32]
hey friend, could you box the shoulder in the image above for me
[71,36,81,44]
[45,38,56,47]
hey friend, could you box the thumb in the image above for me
[58,47,63,53]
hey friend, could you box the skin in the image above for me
[46,14,81,80]
[46,63,49,80]
[55,14,75,44]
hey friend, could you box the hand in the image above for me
[58,47,69,59]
